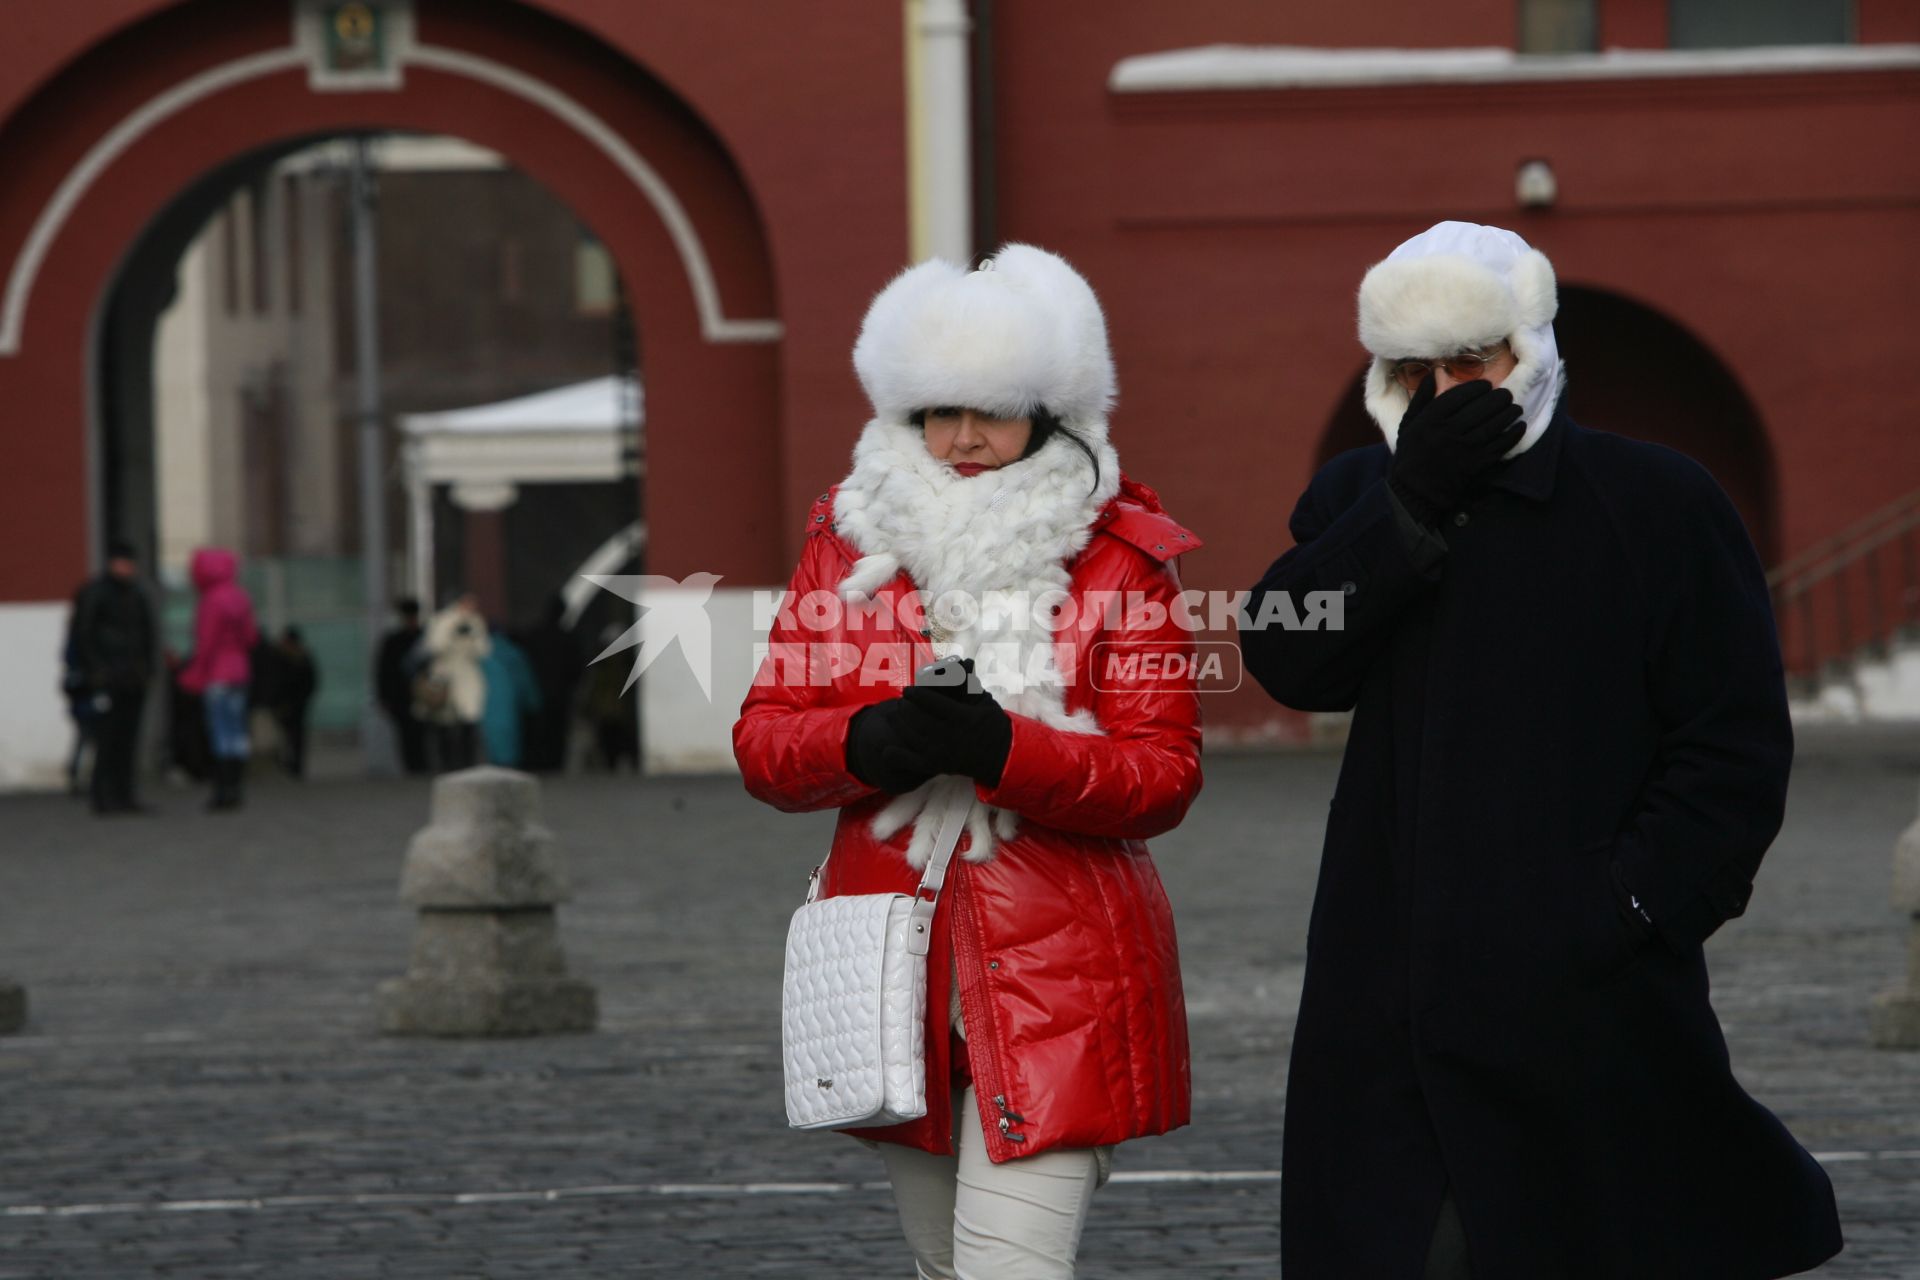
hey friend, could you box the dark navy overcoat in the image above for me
[1241,409,1843,1279]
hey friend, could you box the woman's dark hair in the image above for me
[1023,407,1102,494]
[910,405,1101,494]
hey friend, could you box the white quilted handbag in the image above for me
[782,778,975,1131]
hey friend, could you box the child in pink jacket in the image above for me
[177,547,259,810]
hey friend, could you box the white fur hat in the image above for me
[1356,221,1563,455]
[852,243,1116,435]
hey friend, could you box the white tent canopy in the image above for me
[401,374,644,438]
[400,374,643,606]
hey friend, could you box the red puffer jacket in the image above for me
[735,476,1202,1163]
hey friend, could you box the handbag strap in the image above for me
[905,778,976,957]
[804,776,977,959]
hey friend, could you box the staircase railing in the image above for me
[1768,489,1920,689]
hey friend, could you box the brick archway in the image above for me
[0,0,785,603]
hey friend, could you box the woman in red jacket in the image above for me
[734,245,1202,1278]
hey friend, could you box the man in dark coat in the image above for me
[1241,221,1842,1279]
[266,626,319,778]
[374,597,427,774]
[514,594,583,773]
[67,539,156,815]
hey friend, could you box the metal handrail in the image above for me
[1769,491,1920,680]
[1771,509,1920,599]
[1767,489,1920,587]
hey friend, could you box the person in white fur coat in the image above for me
[417,592,489,771]
[735,245,1205,1279]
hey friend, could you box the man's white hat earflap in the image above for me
[852,243,1117,437]
[1356,221,1564,456]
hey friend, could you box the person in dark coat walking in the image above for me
[66,539,155,815]
[516,594,583,773]
[374,598,428,775]
[1240,221,1842,1280]
[268,626,319,778]
[61,630,97,797]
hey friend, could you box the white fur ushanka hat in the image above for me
[852,243,1117,435]
[1357,221,1564,456]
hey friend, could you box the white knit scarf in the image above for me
[831,421,1122,867]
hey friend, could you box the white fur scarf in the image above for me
[831,421,1122,868]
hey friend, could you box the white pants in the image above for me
[878,1084,1102,1280]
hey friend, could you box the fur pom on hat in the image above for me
[853,243,1117,433]
[1356,221,1564,457]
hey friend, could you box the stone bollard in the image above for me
[378,766,597,1036]
[1869,783,1920,1048]
[0,976,25,1034]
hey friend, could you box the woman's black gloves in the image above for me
[843,678,1014,792]
[898,684,1013,788]
[845,700,940,794]
[1387,374,1526,528]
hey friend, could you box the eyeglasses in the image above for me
[1387,344,1509,393]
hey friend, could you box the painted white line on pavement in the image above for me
[0,1171,1285,1219]
[1109,1171,1284,1185]
[12,1156,1909,1220]
[0,1029,206,1049]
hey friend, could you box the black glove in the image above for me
[844,700,940,794]
[1387,373,1526,527]
[898,683,1014,788]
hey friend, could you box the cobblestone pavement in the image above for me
[1,740,1917,1278]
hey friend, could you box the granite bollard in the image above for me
[1869,782,1920,1049]
[378,766,597,1036]
[0,977,25,1034]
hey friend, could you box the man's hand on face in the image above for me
[1387,373,1526,527]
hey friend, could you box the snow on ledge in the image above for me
[1109,44,1920,93]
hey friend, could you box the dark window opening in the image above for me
[250,179,271,314]
[283,173,303,317]
[1519,0,1598,53]
[1669,0,1853,48]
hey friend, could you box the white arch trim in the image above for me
[406,47,781,344]
[0,42,782,356]
[0,48,302,357]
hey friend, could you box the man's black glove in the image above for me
[898,683,1014,788]
[844,700,940,794]
[1387,373,1526,527]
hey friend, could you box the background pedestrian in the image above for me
[268,626,319,779]
[515,594,583,773]
[375,598,428,775]
[582,624,637,772]
[60,629,96,798]
[65,538,155,816]
[177,547,259,812]
[417,593,488,772]
[477,621,541,769]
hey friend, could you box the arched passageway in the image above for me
[99,131,651,741]
[0,0,786,603]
